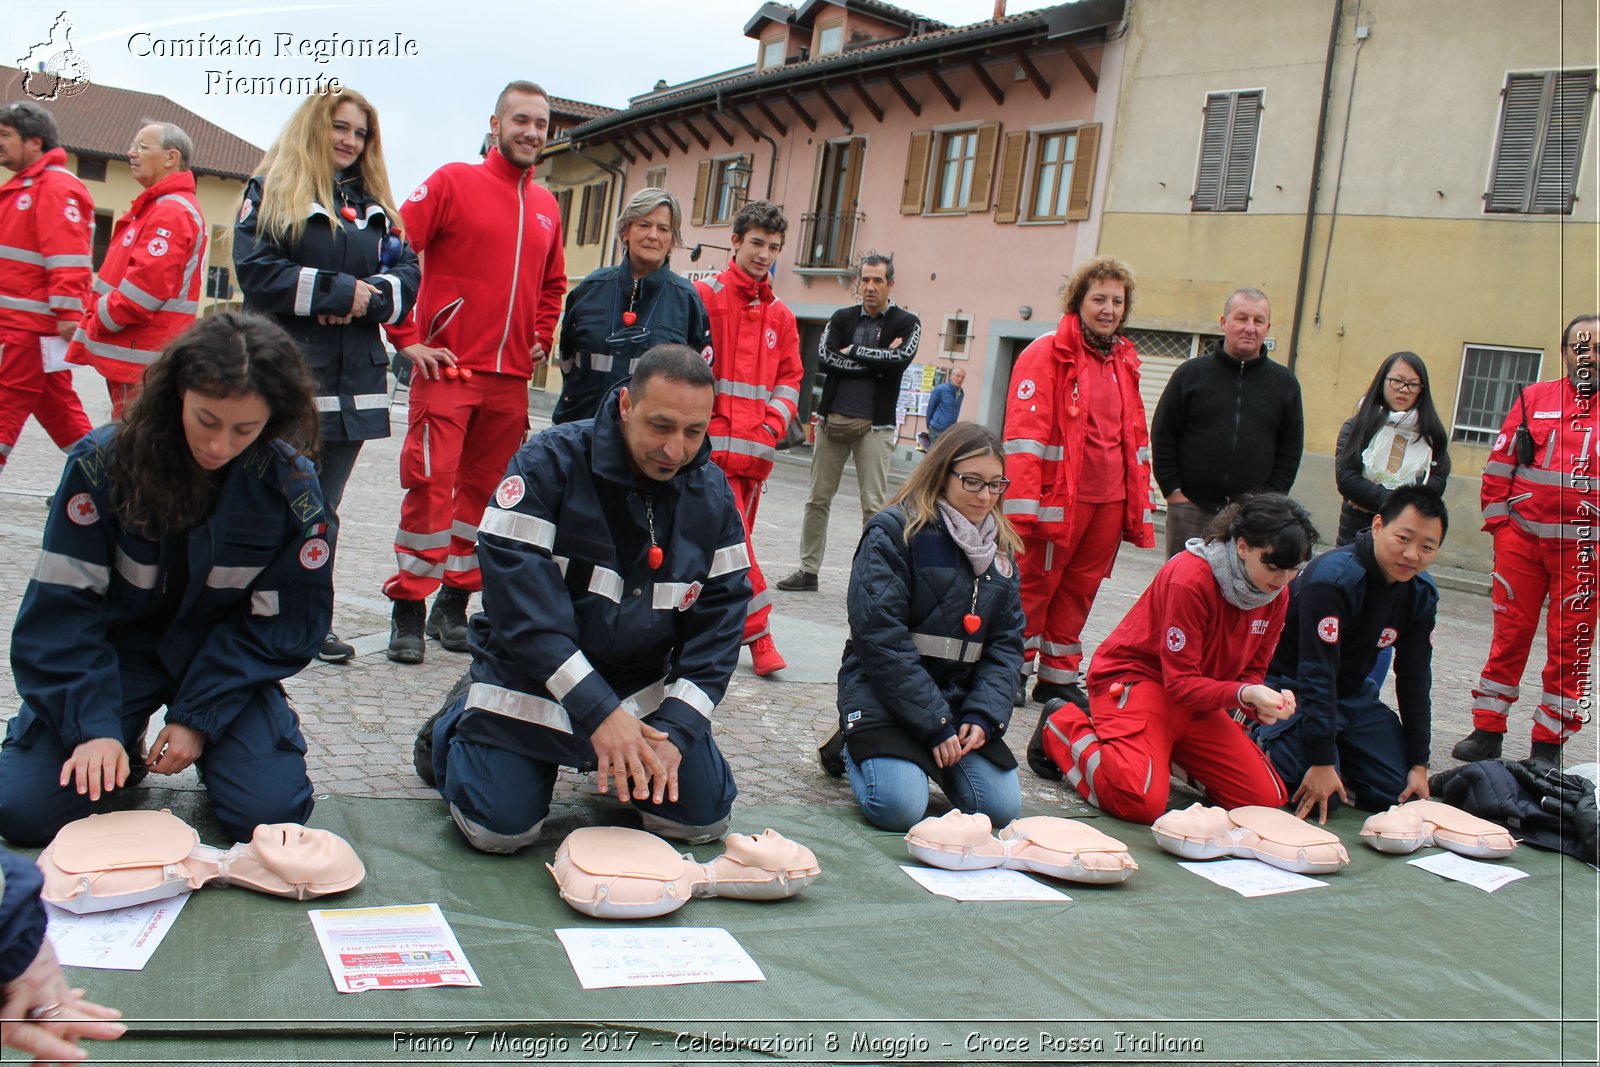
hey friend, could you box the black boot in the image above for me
[426,586,471,652]
[1033,680,1089,709]
[1529,739,1563,766]
[1013,673,1028,708]
[386,598,426,664]
[817,728,845,778]
[414,672,474,787]
[1450,728,1503,762]
[1027,698,1068,781]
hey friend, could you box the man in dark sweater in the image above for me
[776,255,919,591]
[1150,289,1304,557]
[1255,486,1446,823]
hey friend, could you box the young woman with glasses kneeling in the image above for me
[825,422,1025,832]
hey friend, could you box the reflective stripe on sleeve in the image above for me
[478,508,555,550]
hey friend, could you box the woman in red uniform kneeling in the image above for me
[1030,494,1317,824]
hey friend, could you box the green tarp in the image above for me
[36,794,1599,1065]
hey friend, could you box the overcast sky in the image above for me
[4,0,1039,193]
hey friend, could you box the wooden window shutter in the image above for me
[1065,122,1102,221]
[993,131,1028,223]
[1485,75,1548,212]
[844,137,867,212]
[901,130,932,214]
[1192,93,1231,211]
[1219,91,1261,210]
[967,122,1002,210]
[576,185,592,245]
[737,153,754,210]
[692,159,713,226]
[587,182,608,246]
[1531,70,1596,214]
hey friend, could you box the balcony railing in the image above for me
[795,210,864,270]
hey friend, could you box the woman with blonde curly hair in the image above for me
[233,89,419,662]
[1001,256,1157,768]
[822,422,1025,831]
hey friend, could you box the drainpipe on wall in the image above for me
[1287,0,1343,374]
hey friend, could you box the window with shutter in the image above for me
[691,159,713,226]
[968,122,1001,210]
[1192,90,1263,212]
[1486,70,1596,215]
[585,181,608,246]
[576,185,593,245]
[1451,344,1543,444]
[994,131,1028,223]
[644,166,666,190]
[1065,122,1100,221]
[901,131,932,214]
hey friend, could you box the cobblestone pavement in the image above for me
[0,367,1591,831]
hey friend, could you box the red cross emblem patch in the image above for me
[1317,616,1340,644]
[678,581,703,610]
[495,475,525,509]
[146,237,169,257]
[1015,378,1036,401]
[66,492,98,526]
[1376,627,1398,649]
[1165,626,1186,652]
[299,537,331,570]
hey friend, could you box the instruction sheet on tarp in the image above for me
[555,927,764,989]
[45,894,189,970]
[308,902,479,992]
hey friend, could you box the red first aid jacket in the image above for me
[67,171,205,383]
[0,147,93,337]
[694,265,802,481]
[385,147,565,379]
[1089,549,1287,711]
[1001,314,1155,549]
[1481,375,1597,540]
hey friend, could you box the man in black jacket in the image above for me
[776,255,919,591]
[1150,289,1303,556]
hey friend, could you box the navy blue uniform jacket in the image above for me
[459,384,751,767]
[9,426,333,748]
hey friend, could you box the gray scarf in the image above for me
[937,500,1012,578]
[1187,537,1281,611]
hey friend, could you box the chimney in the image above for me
[993,0,1006,18]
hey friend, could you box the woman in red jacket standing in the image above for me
[1032,494,1317,824]
[1002,256,1154,727]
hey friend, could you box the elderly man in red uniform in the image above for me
[1452,312,1598,765]
[0,101,92,472]
[382,81,567,664]
[67,122,206,417]
[1002,256,1155,721]
[692,200,802,676]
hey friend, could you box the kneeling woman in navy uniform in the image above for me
[832,422,1025,832]
[0,313,330,846]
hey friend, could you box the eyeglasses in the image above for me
[1385,377,1423,394]
[128,142,158,155]
[951,472,1010,495]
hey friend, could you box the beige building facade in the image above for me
[1098,0,1599,570]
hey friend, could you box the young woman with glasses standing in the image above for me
[1333,352,1451,547]
[823,423,1025,831]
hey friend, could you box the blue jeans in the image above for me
[843,745,1021,832]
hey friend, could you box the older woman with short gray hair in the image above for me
[551,187,710,424]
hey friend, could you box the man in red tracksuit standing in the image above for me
[1452,312,1598,765]
[0,101,92,472]
[693,200,802,676]
[382,81,566,663]
[67,121,206,417]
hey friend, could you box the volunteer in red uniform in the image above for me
[66,122,205,417]
[1033,495,1317,823]
[1002,256,1154,714]
[382,81,566,664]
[693,200,801,676]
[0,101,92,472]
[1452,312,1599,765]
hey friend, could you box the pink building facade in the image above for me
[567,0,1127,451]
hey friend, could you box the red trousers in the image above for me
[0,331,91,466]
[724,471,771,643]
[1472,524,1596,745]
[1041,679,1288,825]
[385,372,528,600]
[1019,500,1124,684]
[107,379,140,421]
